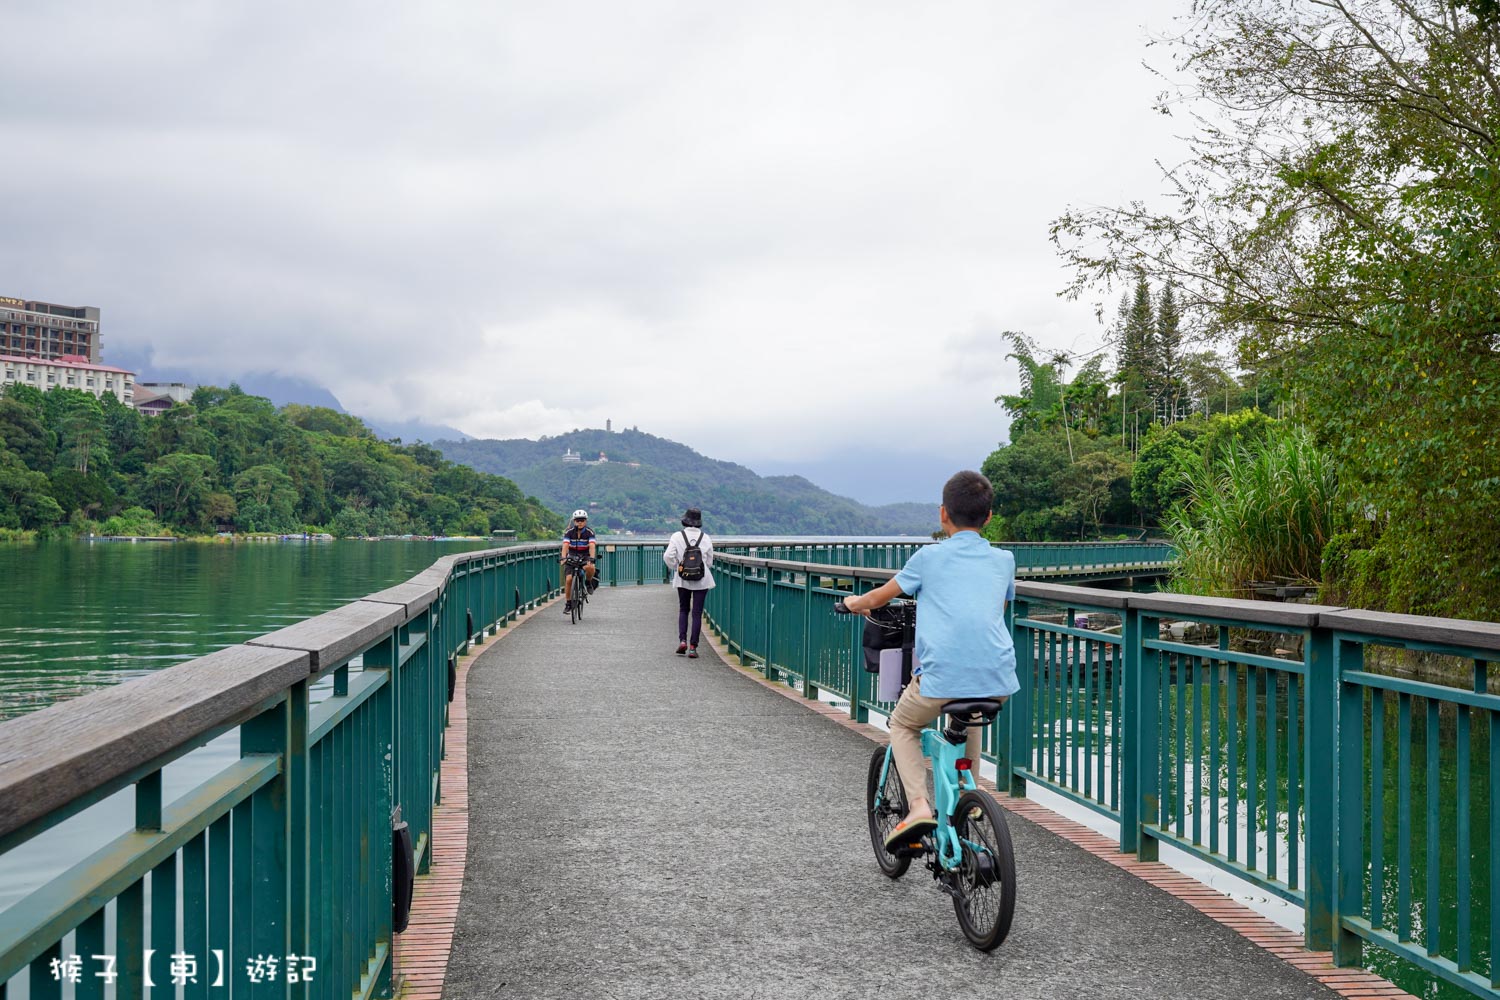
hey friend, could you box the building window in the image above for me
[66,375,76,385]
[26,373,34,381]
[86,377,94,386]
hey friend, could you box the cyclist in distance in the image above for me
[560,509,598,616]
[840,471,1017,849]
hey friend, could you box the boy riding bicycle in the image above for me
[560,509,598,615]
[841,470,1017,850]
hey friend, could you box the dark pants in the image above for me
[677,587,707,645]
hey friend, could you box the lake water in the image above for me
[0,538,496,721]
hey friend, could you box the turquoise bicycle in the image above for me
[837,603,1018,950]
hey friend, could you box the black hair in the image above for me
[942,470,992,529]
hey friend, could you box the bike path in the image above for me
[446,585,1341,1000]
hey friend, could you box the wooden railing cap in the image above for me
[1320,608,1500,652]
[1125,591,1346,628]
[1016,582,1130,609]
[362,581,441,622]
[246,600,405,671]
[0,644,308,840]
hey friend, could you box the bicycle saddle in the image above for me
[942,699,1004,723]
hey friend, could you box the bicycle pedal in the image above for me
[892,838,929,858]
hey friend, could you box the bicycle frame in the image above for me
[873,723,980,870]
[566,560,589,596]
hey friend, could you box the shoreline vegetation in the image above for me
[0,382,562,543]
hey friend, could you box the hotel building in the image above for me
[0,296,102,363]
[0,354,135,406]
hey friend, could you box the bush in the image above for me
[100,506,169,536]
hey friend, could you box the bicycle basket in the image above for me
[862,602,915,673]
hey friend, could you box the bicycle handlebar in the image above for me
[833,601,851,614]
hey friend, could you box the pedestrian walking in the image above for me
[663,507,714,658]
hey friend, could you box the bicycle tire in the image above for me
[950,790,1016,951]
[571,571,583,624]
[865,747,911,878]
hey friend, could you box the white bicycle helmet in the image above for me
[571,509,589,519]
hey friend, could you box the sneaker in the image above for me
[675,643,688,655]
[687,646,699,658]
[563,601,573,614]
[587,578,599,594]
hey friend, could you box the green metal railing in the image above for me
[703,548,1500,999]
[0,543,577,1000]
[707,539,1174,577]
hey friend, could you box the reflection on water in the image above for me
[0,538,493,720]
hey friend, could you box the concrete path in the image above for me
[447,585,1341,1000]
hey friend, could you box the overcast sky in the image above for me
[1,0,1190,504]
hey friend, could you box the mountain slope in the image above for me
[435,428,937,535]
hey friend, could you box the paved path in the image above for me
[446,586,1342,1000]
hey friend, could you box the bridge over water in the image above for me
[2,540,1496,999]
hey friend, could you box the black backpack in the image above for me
[678,529,706,581]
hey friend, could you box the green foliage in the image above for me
[234,464,299,533]
[100,505,168,536]
[1052,0,1500,617]
[995,332,1066,438]
[0,392,55,470]
[0,451,63,529]
[1167,427,1339,597]
[0,384,558,540]
[981,427,1134,540]
[1130,426,1199,521]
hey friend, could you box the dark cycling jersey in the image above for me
[563,524,596,553]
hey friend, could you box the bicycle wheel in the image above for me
[865,747,911,878]
[571,572,583,623]
[950,790,1016,950]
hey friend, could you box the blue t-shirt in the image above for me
[892,531,1017,699]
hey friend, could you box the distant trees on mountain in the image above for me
[437,428,938,536]
[0,383,559,539]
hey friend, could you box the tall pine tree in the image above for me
[1154,282,1185,423]
[1115,272,1155,450]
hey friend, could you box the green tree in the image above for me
[0,452,63,529]
[1062,451,1131,538]
[1053,0,1500,616]
[51,390,109,475]
[49,469,117,521]
[1130,426,1198,523]
[994,332,1064,438]
[143,453,218,527]
[0,389,55,470]
[233,464,299,532]
[1153,283,1186,423]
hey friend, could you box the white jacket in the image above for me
[663,527,715,590]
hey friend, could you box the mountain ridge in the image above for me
[435,428,938,535]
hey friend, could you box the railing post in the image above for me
[764,567,776,682]
[1001,598,1027,797]
[738,566,751,667]
[241,687,304,998]
[801,570,815,700]
[1315,626,1363,963]
[1124,605,1154,859]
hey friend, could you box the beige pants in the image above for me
[888,677,1003,810]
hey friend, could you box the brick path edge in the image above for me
[391,597,556,999]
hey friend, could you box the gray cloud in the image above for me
[1,0,1186,500]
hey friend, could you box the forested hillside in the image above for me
[437,428,937,535]
[0,383,559,539]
